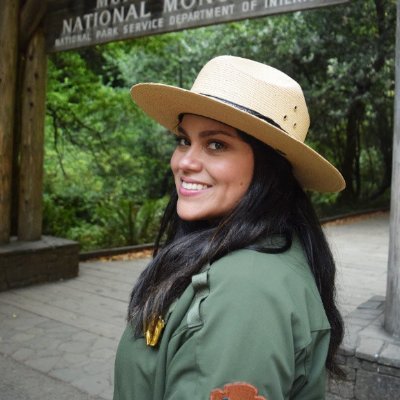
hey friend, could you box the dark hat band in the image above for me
[201,93,286,133]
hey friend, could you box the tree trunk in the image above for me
[371,102,393,199]
[18,28,47,241]
[340,100,364,201]
[0,0,19,244]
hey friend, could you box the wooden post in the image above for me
[384,0,400,337]
[19,0,48,50]
[0,0,19,244]
[18,28,47,241]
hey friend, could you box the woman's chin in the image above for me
[177,205,210,222]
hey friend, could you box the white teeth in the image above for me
[182,181,208,190]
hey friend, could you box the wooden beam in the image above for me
[384,0,400,336]
[20,0,47,50]
[18,27,47,241]
[0,0,19,244]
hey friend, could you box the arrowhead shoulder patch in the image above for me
[210,382,267,400]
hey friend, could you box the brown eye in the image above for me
[208,141,225,151]
[176,136,190,147]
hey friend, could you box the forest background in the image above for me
[44,0,396,251]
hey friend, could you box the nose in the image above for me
[177,146,203,172]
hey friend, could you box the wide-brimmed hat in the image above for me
[131,55,345,192]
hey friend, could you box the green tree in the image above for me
[44,0,395,250]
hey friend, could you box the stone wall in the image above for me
[327,296,400,399]
[0,236,79,291]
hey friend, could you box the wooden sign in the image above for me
[46,0,350,52]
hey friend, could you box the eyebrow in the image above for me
[177,125,238,138]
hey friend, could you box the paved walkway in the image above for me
[0,212,390,399]
[324,212,389,316]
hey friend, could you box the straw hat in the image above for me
[131,55,345,192]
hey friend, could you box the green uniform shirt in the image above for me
[113,240,330,400]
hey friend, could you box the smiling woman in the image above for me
[171,114,254,221]
[113,56,346,400]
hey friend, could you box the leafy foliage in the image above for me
[44,0,395,250]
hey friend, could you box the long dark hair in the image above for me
[128,131,344,376]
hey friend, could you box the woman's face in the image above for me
[170,114,254,221]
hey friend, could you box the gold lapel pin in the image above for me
[145,316,165,347]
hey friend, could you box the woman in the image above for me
[114,56,345,400]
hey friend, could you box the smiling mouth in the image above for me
[181,181,210,191]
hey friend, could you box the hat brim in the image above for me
[131,83,345,192]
